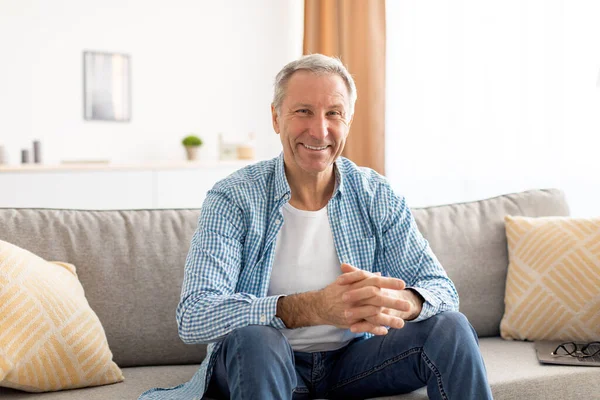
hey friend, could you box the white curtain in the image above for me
[385,0,600,217]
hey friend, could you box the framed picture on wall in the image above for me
[83,51,131,122]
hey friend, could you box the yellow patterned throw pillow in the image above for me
[501,216,600,341]
[0,240,123,392]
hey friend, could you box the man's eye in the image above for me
[328,111,342,117]
[296,109,309,114]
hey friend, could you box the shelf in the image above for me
[0,160,256,209]
[0,160,255,173]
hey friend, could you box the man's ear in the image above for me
[271,104,280,134]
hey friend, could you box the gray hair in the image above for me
[272,54,357,117]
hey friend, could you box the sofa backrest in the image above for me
[411,188,569,337]
[0,208,205,368]
[0,188,569,367]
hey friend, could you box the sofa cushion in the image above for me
[366,338,600,400]
[1,339,597,400]
[500,215,600,341]
[0,365,201,400]
[477,338,600,400]
[0,209,206,368]
[411,189,570,337]
[0,240,123,392]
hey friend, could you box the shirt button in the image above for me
[275,218,281,224]
[260,314,266,323]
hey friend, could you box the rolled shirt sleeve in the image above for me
[378,185,459,321]
[177,191,286,344]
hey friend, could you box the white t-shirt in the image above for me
[267,202,359,352]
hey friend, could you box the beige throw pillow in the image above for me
[500,216,600,341]
[0,240,124,392]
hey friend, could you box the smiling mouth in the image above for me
[302,144,329,151]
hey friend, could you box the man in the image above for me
[140,54,492,400]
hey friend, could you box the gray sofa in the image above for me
[1,188,598,400]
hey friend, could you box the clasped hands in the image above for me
[317,263,423,335]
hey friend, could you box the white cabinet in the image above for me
[154,165,238,209]
[0,161,250,210]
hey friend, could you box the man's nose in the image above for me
[310,114,329,140]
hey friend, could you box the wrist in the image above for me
[312,290,326,325]
[406,288,425,320]
[276,291,324,328]
[275,296,288,326]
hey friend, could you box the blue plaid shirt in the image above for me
[139,153,458,400]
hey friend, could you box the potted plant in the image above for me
[182,135,203,161]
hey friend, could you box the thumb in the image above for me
[340,263,358,273]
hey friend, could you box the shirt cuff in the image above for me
[406,287,440,322]
[248,294,287,328]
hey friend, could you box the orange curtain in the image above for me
[304,0,386,175]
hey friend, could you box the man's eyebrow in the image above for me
[289,103,314,109]
[288,103,346,110]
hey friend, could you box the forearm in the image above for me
[177,293,286,344]
[395,243,459,321]
[276,291,324,328]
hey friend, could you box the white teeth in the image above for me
[303,144,328,150]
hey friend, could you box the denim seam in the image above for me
[233,333,244,400]
[420,351,448,400]
[315,352,327,383]
[310,352,316,388]
[325,346,422,395]
[290,345,309,395]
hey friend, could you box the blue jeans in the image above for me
[205,311,493,400]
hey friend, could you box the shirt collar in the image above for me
[274,153,291,201]
[332,160,344,197]
[273,152,345,202]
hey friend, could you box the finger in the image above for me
[344,288,412,312]
[340,263,359,274]
[345,305,383,321]
[374,297,411,313]
[351,275,406,291]
[382,307,412,321]
[342,286,380,303]
[337,269,374,285]
[366,314,406,330]
[350,320,388,335]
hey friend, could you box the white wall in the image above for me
[0,0,303,165]
[386,0,600,217]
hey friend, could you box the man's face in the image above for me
[272,70,352,177]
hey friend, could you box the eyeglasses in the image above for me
[551,342,600,359]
